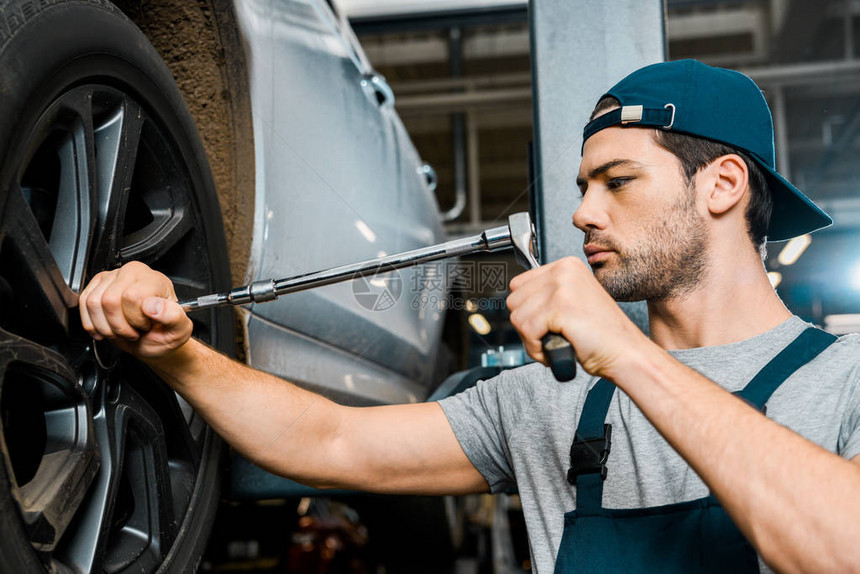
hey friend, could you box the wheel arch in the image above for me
[112,0,254,286]
[112,0,255,360]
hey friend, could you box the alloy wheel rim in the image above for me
[0,84,221,572]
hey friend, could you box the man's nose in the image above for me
[572,190,608,232]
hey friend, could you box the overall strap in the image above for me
[569,378,616,512]
[735,327,837,411]
[569,326,837,512]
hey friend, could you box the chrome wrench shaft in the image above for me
[179,224,512,311]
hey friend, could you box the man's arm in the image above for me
[507,257,860,574]
[79,262,488,495]
[615,346,860,574]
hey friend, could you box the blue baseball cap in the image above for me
[582,59,831,242]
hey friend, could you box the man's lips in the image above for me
[583,244,614,264]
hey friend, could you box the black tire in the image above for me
[0,1,234,572]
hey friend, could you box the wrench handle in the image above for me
[507,212,577,382]
[542,333,576,382]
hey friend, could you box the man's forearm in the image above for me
[144,338,347,487]
[142,338,488,495]
[613,343,860,573]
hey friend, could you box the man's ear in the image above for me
[702,154,748,215]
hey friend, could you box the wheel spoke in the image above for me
[90,96,145,269]
[118,119,195,265]
[120,197,193,263]
[0,329,98,552]
[121,357,203,462]
[103,379,175,572]
[0,184,78,334]
[55,376,175,572]
[53,378,121,573]
[44,89,97,293]
[111,361,205,560]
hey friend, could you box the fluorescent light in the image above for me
[777,234,811,266]
[852,261,860,291]
[468,313,492,335]
[767,271,782,288]
[355,220,376,243]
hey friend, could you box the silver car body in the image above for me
[233,0,448,405]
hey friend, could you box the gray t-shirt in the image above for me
[438,316,860,573]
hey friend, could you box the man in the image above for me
[80,60,860,573]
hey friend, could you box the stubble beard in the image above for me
[587,188,710,302]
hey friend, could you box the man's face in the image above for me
[575,126,709,302]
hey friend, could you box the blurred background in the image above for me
[340,0,860,362]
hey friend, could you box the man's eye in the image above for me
[607,177,633,190]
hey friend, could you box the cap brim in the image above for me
[758,162,832,242]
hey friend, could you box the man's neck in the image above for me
[646,254,792,351]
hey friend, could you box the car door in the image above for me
[234,0,447,404]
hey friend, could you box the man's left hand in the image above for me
[506,256,651,380]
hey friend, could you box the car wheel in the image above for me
[0,1,234,572]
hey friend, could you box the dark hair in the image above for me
[590,97,772,251]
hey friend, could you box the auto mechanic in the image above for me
[79,60,860,573]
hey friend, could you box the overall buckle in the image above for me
[567,424,612,484]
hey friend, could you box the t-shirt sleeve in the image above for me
[837,336,860,461]
[437,364,544,493]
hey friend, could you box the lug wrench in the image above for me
[507,213,576,381]
[179,212,576,381]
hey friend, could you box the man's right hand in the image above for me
[79,261,193,361]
